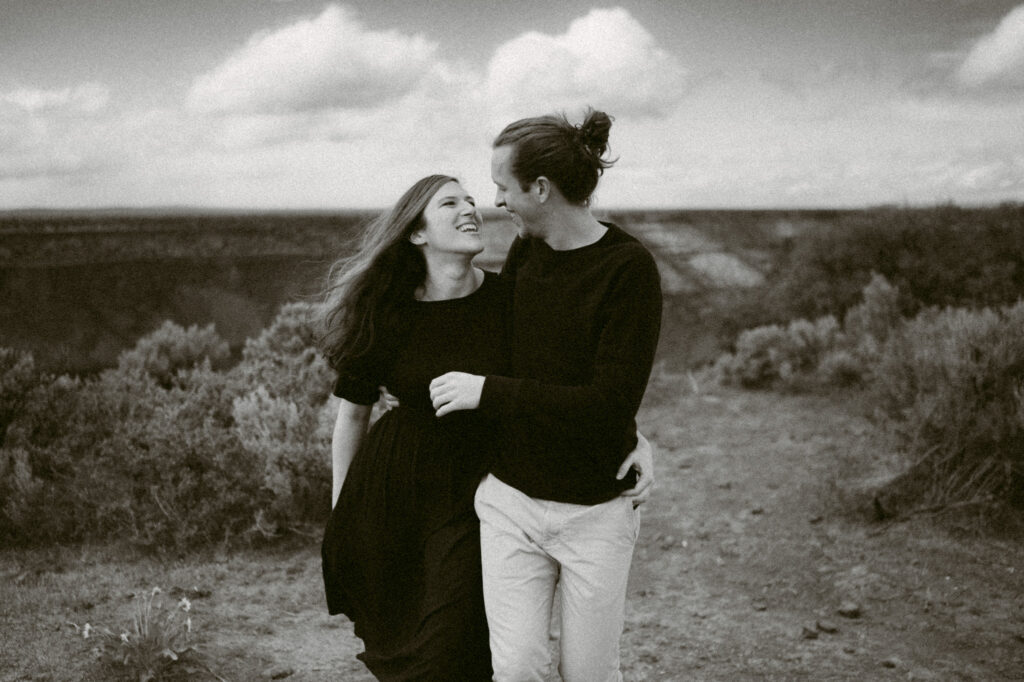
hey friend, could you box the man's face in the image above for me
[491,145,537,237]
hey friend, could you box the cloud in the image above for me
[0,109,112,180]
[188,4,438,114]
[0,150,104,180]
[484,7,689,118]
[956,4,1024,88]
[1,83,110,114]
[0,83,114,179]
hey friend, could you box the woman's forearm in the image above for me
[331,399,372,507]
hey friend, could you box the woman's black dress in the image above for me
[321,272,510,681]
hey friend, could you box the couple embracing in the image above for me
[318,108,663,681]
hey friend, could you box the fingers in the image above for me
[428,372,458,392]
[633,465,653,489]
[621,485,651,508]
[429,380,451,409]
[620,462,654,508]
[619,484,646,497]
[431,386,457,410]
[616,454,636,480]
[631,470,654,499]
[428,374,459,406]
[429,376,462,416]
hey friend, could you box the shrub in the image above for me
[871,301,1024,515]
[816,349,865,388]
[714,324,787,388]
[717,274,904,391]
[843,272,901,347]
[0,372,110,545]
[107,366,258,547]
[756,205,1024,327]
[779,316,842,378]
[226,302,335,536]
[231,386,332,534]
[117,321,230,388]
[234,302,333,407]
[715,316,842,390]
[0,348,39,447]
[0,303,339,549]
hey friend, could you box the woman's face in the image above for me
[412,181,484,257]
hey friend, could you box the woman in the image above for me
[319,174,504,680]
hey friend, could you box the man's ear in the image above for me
[409,230,426,246]
[534,176,551,203]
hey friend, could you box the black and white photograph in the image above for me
[2,1,1023,680]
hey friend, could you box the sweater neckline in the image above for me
[413,270,491,305]
[534,221,617,257]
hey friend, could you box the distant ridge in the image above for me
[1,206,877,218]
[0,206,379,218]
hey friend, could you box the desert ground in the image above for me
[3,365,1022,681]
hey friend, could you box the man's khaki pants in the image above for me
[474,474,640,682]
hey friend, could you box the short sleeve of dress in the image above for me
[330,307,409,405]
[331,367,380,405]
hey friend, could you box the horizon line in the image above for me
[2,200,1017,216]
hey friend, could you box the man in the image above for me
[429,107,663,682]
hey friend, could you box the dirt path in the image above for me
[3,374,1023,681]
[626,371,1023,680]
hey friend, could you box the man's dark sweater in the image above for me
[479,222,663,505]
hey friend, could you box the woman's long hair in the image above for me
[318,174,457,369]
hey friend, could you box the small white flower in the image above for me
[82,623,92,639]
[120,632,130,644]
[151,587,162,596]
[186,616,192,633]
[178,597,192,612]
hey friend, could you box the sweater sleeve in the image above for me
[479,249,662,444]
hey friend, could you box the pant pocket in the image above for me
[622,496,641,544]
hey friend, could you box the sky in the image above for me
[2,0,1023,209]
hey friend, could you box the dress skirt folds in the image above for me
[321,272,511,680]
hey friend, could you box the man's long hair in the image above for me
[494,107,616,205]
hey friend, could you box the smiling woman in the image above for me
[407,182,486,294]
[317,174,509,680]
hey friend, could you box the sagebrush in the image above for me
[0,303,336,549]
[717,272,1024,517]
[871,302,1024,516]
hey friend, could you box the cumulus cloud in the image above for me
[0,114,112,180]
[1,83,110,114]
[188,4,438,114]
[0,84,115,179]
[0,150,103,180]
[956,4,1024,88]
[484,7,688,118]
